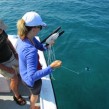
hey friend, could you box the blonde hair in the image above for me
[17,19,28,40]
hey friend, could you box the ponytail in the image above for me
[17,19,28,40]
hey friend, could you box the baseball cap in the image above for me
[22,11,46,27]
[0,20,7,30]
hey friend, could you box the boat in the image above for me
[0,35,57,109]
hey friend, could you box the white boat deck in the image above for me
[0,35,57,109]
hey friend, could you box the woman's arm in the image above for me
[33,37,47,51]
[23,46,52,83]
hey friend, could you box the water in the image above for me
[0,0,109,109]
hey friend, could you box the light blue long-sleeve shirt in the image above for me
[16,37,52,87]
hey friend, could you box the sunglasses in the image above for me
[37,25,42,30]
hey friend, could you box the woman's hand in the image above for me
[49,40,55,46]
[46,40,55,48]
[50,60,62,68]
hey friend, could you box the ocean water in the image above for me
[0,0,109,109]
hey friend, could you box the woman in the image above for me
[16,11,62,109]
